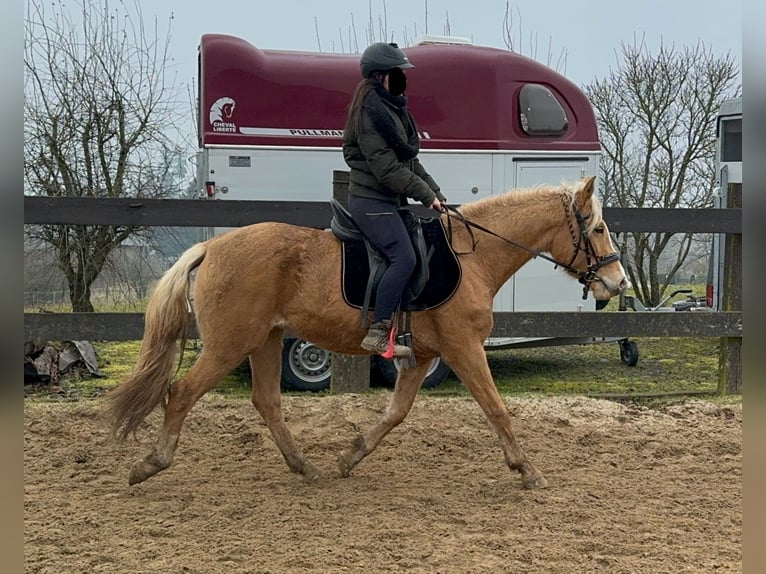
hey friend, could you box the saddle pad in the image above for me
[340,218,462,311]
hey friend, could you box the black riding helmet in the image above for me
[360,42,414,78]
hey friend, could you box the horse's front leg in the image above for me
[338,359,431,477]
[250,329,323,483]
[443,342,548,489]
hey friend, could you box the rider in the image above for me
[343,42,447,358]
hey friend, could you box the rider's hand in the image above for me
[431,198,447,213]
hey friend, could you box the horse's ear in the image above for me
[576,176,596,207]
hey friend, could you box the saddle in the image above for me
[330,198,462,326]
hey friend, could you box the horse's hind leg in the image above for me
[338,359,431,477]
[249,329,323,483]
[128,347,243,485]
[444,342,548,489]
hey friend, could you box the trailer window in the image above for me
[518,84,569,136]
[720,118,742,162]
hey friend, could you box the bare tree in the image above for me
[319,0,454,52]
[24,0,189,312]
[584,37,739,306]
[502,1,567,72]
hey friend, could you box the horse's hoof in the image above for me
[338,453,353,478]
[301,463,325,485]
[522,474,548,489]
[128,463,149,485]
[128,459,163,485]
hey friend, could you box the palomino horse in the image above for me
[106,176,628,489]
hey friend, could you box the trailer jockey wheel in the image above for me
[618,339,639,367]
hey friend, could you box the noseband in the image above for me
[443,192,620,300]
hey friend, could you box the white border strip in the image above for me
[204,144,600,156]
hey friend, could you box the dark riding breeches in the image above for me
[347,195,416,322]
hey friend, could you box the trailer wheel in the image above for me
[281,338,331,392]
[371,355,452,389]
[619,339,639,367]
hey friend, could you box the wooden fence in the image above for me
[23,182,743,393]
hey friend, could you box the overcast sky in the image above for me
[155,0,742,91]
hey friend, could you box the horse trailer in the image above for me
[195,33,625,390]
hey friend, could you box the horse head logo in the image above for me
[209,97,236,125]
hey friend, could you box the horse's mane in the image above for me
[458,182,604,234]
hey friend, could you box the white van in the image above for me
[707,98,742,310]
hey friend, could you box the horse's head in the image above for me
[552,176,630,302]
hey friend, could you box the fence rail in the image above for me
[23,196,742,233]
[23,310,742,342]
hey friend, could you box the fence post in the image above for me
[718,182,742,394]
[329,170,371,394]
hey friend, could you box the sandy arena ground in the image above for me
[24,393,741,573]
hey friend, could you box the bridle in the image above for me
[557,194,621,298]
[442,192,621,300]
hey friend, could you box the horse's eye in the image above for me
[594,226,605,234]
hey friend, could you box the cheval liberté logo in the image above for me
[209,97,237,133]
[209,96,431,138]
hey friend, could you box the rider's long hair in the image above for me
[344,76,383,138]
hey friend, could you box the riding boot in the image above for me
[361,319,412,359]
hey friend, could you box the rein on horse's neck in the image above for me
[455,188,578,290]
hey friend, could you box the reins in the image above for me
[441,194,620,299]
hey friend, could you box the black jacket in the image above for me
[343,93,445,207]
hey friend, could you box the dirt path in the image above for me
[24,393,741,573]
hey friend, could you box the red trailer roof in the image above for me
[198,34,599,151]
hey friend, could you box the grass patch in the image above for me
[28,335,726,404]
[25,339,252,401]
[94,340,143,383]
[424,336,721,398]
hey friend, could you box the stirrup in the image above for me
[380,321,412,360]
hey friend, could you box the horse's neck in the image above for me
[462,194,564,293]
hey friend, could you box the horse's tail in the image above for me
[105,242,208,440]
